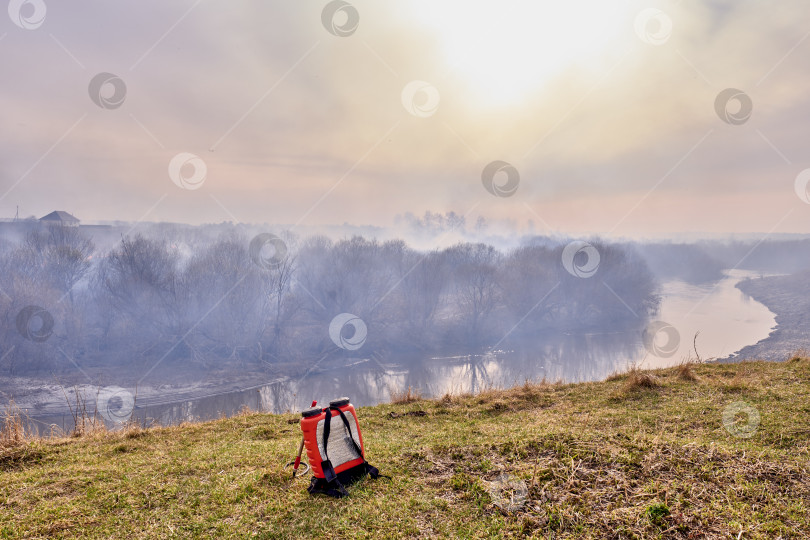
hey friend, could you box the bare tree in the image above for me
[99,235,181,343]
[445,243,503,344]
[394,249,449,348]
[501,245,558,332]
[22,225,95,306]
[262,231,299,358]
[178,234,270,367]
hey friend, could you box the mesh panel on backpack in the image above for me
[315,410,362,469]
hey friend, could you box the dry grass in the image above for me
[719,370,751,393]
[675,360,700,381]
[57,385,109,438]
[622,366,661,391]
[789,349,809,363]
[426,435,810,538]
[390,385,422,404]
[1,387,146,451]
[1,360,808,539]
[0,402,28,449]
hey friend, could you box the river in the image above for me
[24,270,776,432]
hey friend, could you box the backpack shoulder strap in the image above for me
[321,407,332,462]
[334,408,363,458]
[320,408,337,482]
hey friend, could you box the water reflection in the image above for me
[25,271,776,434]
[28,330,645,434]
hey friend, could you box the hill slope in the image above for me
[2,358,809,539]
[731,271,810,361]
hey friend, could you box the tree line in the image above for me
[0,225,659,378]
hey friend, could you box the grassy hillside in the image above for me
[2,358,809,539]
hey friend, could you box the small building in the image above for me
[39,211,80,227]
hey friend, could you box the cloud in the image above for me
[0,0,808,236]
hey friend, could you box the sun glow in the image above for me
[411,1,629,106]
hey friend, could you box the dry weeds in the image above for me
[390,385,422,404]
[623,367,661,391]
[0,401,28,449]
[675,360,700,381]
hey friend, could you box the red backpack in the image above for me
[300,397,382,497]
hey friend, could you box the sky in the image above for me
[1,0,810,239]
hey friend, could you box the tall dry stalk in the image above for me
[1,401,29,448]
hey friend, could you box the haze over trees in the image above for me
[0,224,661,380]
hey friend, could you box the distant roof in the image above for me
[39,211,80,223]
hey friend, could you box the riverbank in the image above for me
[2,271,782,426]
[730,271,810,361]
[2,358,809,538]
